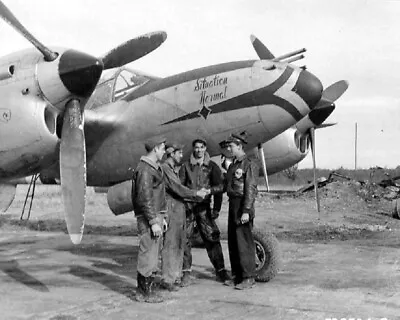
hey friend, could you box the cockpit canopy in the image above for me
[86,67,158,109]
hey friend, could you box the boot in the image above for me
[135,273,147,302]
[135,273,164,303]
[223,279,236,287]
[147,277,164,303]
[224,274,240,287]
[180,271,192,287]
[234,277,255,290]
[159,281,179,292]
[216,269,231,283]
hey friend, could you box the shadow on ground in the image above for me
[69,265,137,301]
[0,260,49,292]
[57,241,139,279]
[0,216,137,236]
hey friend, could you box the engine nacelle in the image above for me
[106,180,134,216]
[0,89,59,180]
[212,127,310,176]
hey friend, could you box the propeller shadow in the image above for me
[59,242,139,280]
[69,265,137,301]
[0,260,49,292]
[4,217,137,237]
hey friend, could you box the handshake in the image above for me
[196,188,211,199]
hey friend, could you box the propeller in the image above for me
[309,127,321,214]
[306,81,349,213]
[0,1,167,244]
[0,1,57,61]
[100,31,167,70]
[249,34,350,213]
[250,34,306,64]
[250,34,275,60]
[60,99,86,244]
[316,80,349,109]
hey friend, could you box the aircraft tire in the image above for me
[391,199,400,220]
[253,228,280,282]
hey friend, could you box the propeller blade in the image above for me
[0,183,17,213]
[309,128,321,213]
[60,99,86,245]
[0,1,57,61]
[315,80,348,109]
[308,104,335,126]
[250,34,275,60]
[100,31,167,70]
[295,104,335,133]
[258,144,270,191]
[317,122,336,129]
[322,80,349,103]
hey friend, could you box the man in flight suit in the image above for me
[160,142,208,291]
[132,136,167,303]
[179,138,230,286]
[223,133,258,290]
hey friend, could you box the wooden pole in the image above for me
[355,122,358,170]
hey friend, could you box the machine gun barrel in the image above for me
[282,54,304,64]
[273,48,306,61]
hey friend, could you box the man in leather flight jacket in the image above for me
[222,133,258,290]
[179,138,230,286]
[132,136,167,303]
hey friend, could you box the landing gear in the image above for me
[20,173,39,220]
[391,199,400,220]
[190,225,280,282]
[253,228,280,282]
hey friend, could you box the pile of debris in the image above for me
[297,171,400,218]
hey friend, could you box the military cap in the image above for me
[165,142,184,155]
[144,136,166,152]
[225,133,248,145]
[192,138,207,147]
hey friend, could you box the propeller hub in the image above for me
[294,69,323,110]
[59,49,104,97]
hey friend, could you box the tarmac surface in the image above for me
[1,184,400,320]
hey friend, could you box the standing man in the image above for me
[223,133,258,290]
[160,142,208,291]
[132,136,167,303]
[179,138,230,286]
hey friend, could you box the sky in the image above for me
[1,0,399,169]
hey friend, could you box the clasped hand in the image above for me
[196,188,211,199]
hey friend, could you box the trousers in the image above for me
[137,215,162,277]
[183,204,225,272]
[161,198,186,283]
[228,197,256,280]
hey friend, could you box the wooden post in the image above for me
[355,122,358,170]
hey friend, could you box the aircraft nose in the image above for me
[59,49,104,97]
[294,69,323,109]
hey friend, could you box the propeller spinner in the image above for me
[0,1,167,244]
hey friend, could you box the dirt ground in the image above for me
[1,182,400,320]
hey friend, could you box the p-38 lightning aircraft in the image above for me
[0,1,348,248]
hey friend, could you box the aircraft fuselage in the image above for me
[0,53,322,185]
[83,60,322,185]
